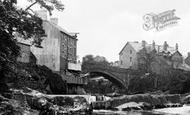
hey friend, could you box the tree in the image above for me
[82,54,110,66]
[0,0,64,92]
[82,55,110,71]
[137,48,156,73]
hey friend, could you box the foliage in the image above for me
[82,54,110,72]
[26,0,64,15]
[0,0,64,92]
[127,68,190,94]
[167,69,187,94]
[137,48,156,73]
[128,73,155,94]
[12,63,67,94]
[82,55,110,65]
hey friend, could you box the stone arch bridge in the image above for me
[82,63,134,89]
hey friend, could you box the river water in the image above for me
[93,110,163,115]
[92,105,190,115]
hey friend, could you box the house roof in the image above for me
[44,20,77,39]
[119,41,180,56]
[130,42,143,52]
[171,51,182,57]
[119,42,143,54]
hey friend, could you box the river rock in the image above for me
[110,93,182,110]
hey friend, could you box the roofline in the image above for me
[43,20,78,40]
[60,31,78,40]
[119,42,129,55]
[171,50,182,56]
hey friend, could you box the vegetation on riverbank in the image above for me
[82,54,190,95]
[1,62,67,94]
[0,88,92,114]
[92,93,190,111]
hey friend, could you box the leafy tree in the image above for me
[82,54,110,71]
[0,0,64,92]
[137,48,156,73]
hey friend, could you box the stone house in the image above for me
[119,41,141,69]
[31,10,85,94]
[119,40,184,74]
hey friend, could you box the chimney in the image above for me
[142,40,146,48]
[188,52,190,57]
[35,10,48,20]
[152,40,155,50]
[158,46,160,52]
[50,18,58,25]
[163,41,168,51]
[175,43,178,51]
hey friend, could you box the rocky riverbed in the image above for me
[1,88,190,115]
[0,88,93,115]
[92,93,190,111]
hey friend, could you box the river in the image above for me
[92,105,190,115]
[93,110,163,115]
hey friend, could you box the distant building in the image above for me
[119,40,184,74]
[31,10,85,94]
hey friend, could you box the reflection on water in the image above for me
[93,110,163,115]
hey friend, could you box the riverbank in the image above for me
[92,93,190,111]
[1,88,190,114]
[0,88,93,114]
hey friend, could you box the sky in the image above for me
[18,0,190,62]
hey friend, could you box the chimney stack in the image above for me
[142,40,146,48]
[163,41,168,51]
[152,40,155,50]
[175,43,178,51]
[35,10,48,20]
[158,46,160,52]
[50,18,58,25]
[188,52,190,57]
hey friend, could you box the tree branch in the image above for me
[25,1,37,11]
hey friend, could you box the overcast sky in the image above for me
[18,0,190,62]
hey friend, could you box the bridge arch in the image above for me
[86,70,127,89]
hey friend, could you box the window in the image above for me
[120,60,123,65]
[130,50,132,54]
[130,57,132,62]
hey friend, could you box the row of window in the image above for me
[120,57,132,65]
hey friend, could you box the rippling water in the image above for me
[92,105,190,115]
[92,110,163,115]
